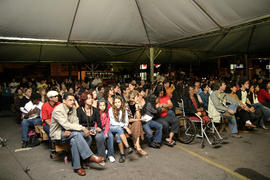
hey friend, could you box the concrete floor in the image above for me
[0,111,269,180]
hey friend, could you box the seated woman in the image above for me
[155,86,179,147]
[77,91,106,160]
[126,89,148,155]
[258,81,270,108]
[183,85,210,124]
[108,96,133,163]
[247,84,269,129]
[140,93,163,148]
[226,82,257,132]
[91,89,98,108]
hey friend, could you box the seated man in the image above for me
[41,90,61,152]
[50,92,104,176]
[21,93,43,148]
[199,83,210,110]
[209,81,244,138]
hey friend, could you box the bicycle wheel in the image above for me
[178,117,196,144]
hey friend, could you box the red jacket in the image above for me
[258,89,270,103]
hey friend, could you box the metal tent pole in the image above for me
[150,47,154,83]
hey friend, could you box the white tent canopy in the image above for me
[0,0,270,63]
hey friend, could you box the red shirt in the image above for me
[258,89,270,103]
[158,95,170,117]
[94,112,110,135]
[41,101,61,126]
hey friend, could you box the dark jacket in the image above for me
[236,89,251,107]
[77,107,101,129]
[183,95,202,116]
[142,102,161,118]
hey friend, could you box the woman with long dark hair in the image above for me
[77,91,106,159]
[154,85,179,147]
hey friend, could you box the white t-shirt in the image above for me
[241,90,247,105]
[24,101,43,119]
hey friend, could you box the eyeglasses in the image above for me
[50,95,58,98]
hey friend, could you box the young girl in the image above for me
[95,100,114,161]
[108,96,133,163]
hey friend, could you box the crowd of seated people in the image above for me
[0,74,269,176]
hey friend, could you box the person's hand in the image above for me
[240,104,245,109]
[89,129,96,135]
[45,119,51,126]
[228,109,235,114]
[198,107,203,112]
[95,127,102,133]
[83,129,91,136]
[141,118,147,122]
[64,131,71,137]
[105,134,108,138]
[197,112,202,116]
[250,107,255,113]
[124,127,132,135]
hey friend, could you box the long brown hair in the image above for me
[112,96,126,123]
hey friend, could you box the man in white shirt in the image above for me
[21,93,43,148]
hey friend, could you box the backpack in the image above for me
[28,131,40,147]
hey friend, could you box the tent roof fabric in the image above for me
[0,0,270,63]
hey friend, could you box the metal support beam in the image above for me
[67,0,81,43]
[245,54,248,78]
[150,47,154,83]
[134,0,151,45]
[247,25,256,54]
[38,45,43,63]
[192,0,223,30]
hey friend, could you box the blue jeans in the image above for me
[43,124,53,151]
[156,113,179,138]
[253,103,270,126]
[107,125,124,156]
[142,120,163,145]
[222,104,238,134]
[94,131,106,158]
[21,118,42,142]
[60,131,93,170]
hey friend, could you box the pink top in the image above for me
[95,112,110,135]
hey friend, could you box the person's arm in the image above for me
[224,93,240,106]
[76,108,83,125]
[52,109,86,131]
[41,105,51,125]
[262,89,270,101]
[145,102,158,114]
[162,99,173,110]
[183,98,197,115]
[104,114,110,136]
[210,92,228,112]
[123,110,129,127]
[108,108,118,126]
[94,108,102,128]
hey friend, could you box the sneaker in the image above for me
[149,142,160,149]
[126,147,133,154]
[108,156,116,163]
[119,153,125,163]
[21,141,28,148]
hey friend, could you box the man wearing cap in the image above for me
[41,90,61,151]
